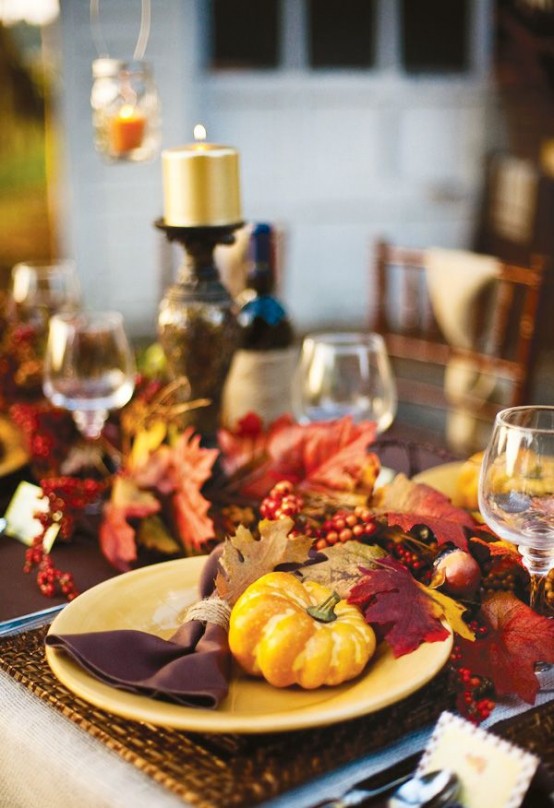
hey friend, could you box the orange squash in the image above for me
[228,571,376,689]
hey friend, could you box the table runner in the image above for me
[1,626,554,808]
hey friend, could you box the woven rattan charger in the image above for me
[1,626,554,807]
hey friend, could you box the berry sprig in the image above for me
[24,477,106,601]
[10,402,79,475]
[312,506,379,551]
[260,480,304,520]
[24,535,78,600]
[260,483,380,547]
[449,620,495,724]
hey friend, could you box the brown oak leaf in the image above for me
[301,542,386,598]
[348,556,451,656]
[457,593,554,703]
[215,518,313,605]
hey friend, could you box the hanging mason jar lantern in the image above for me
[90,0,161,163]
[91,58,160,162]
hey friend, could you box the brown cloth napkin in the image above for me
[45,547,231,708]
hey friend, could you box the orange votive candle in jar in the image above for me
[108,105,146,155]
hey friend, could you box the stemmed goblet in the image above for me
[478,406,554,615]
[43,311,136,449]
[9,259,81,335]
[3,260,82,401]
[293,332,397,433]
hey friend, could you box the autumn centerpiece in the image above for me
[9,379,554,723]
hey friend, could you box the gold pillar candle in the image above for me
[162,127,242,227]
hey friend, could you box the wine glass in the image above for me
[3,260,82,401]
[9,259,81,335]
[43,311,136,441]
[478,406,554,616]
[293,332,397,433]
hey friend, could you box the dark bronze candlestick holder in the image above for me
[155,218,243,438]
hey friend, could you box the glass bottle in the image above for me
[236,224,294,350]
[222,223,297,428]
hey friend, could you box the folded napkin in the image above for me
[424,247,499,350]
[424,248,502,452]
[45,547,232,708]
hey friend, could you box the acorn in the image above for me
[431,546,482,598]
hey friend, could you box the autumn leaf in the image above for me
[348,557,451,656]
[171,429,219,553]
[217,414,292,478]
[99,477,161,570]
[218,415,378,499]
[110,476,161,517]
[422,585,475,641]
[300,542,386,598]
[457,593,554,703]
[128,444,174,494]
[373,474,477,549]
[129,420,167,470]
[215,518,313,604]
[136,514,181,555]
[99,503,139,572]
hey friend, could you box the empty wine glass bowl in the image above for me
[478,405,554,614]
[9,259,81,332]
[43,311,136,440]
[294,332,397,433]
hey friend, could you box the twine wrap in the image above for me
[184,596,231,631]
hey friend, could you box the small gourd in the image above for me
[228,571,376,689]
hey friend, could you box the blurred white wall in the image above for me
[56,0,502,336]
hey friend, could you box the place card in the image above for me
[417,711,540,808]
[3,481,59,552]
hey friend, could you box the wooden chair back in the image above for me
[370,240,547,425]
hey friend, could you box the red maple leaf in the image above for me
[375,474,477,549]
[457,593,554,703]
[348,557,450,656]
[218,414,377,499]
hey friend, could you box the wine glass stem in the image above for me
[73,409,108,440]
[518,546,554,615]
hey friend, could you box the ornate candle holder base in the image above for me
[155,219,243,439]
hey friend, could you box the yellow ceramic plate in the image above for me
[0,416,28,477]
[413,461,466,506]
[46,556,453,733]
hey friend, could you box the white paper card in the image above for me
[3,481,59,552]
[417,711,540,808]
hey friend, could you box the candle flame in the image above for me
[119,104,136,120]
[193,123,207,142]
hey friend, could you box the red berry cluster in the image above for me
[449,622,495,724]
[40,476,106,539]
[10,402,78,474]
[24,535,78,600]
[24,477,105,601]
[312,506,378,551]
[24,535,78,599]
[381,526,438,583]
[260,481,305,520]
[259,482,380,549]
